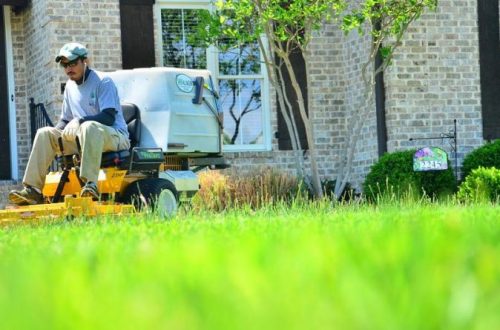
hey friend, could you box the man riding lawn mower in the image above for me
[1,43,228,224]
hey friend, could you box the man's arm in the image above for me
[79,108,116,126]
[55,119,69,130]
[58,87,73,130]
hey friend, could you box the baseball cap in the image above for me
[55,42,88,63]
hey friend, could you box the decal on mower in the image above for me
[176,74,194,93]
[135,150,164,161]
[112,172,125,178]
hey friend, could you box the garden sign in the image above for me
[413,147,448,172]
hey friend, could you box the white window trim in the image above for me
[4,6,18,180]
[155,1,271,152]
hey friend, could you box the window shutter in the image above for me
[276,47,308,150]
[0,6,12,179]
[0,0,28,6]
[119,0,155,69]
[478,0,500,140]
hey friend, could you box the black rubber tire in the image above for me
[120,178,179,216]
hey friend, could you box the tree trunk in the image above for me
[282,51,323,198]
[258,37,306,180]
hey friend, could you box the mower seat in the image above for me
[100,103,141,168]
[55,103,141,169]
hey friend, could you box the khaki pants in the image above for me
[24,121,130,190]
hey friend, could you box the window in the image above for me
[161,8,207,69]
[157,2,271,151]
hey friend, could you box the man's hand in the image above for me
[61,118,81,142]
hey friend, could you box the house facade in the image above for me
[0,0,497,206]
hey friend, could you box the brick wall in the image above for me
[384,0,482,179]
[342,29,379,189]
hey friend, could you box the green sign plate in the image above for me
[413,147,448,171]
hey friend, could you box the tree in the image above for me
[200,0,438,198]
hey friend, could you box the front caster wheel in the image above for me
[120,178,178,217]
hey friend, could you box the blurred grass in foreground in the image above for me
[0,203,499,330]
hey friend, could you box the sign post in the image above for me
[409,119,458,182]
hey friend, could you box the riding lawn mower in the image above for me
[0,67,228,225]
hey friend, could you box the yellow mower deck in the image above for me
[0,196,135,227]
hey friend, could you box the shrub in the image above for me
[363,150,457,201]
[462,140,500,180]
[192,167,305,211]
[457,167,500,203]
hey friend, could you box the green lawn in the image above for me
[0,203,499,329]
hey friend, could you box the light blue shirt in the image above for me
[61,69,129,137]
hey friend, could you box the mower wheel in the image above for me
[120,178,178,217]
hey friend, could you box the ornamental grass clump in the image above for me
[192,167,305,212]
[191,170,233,212]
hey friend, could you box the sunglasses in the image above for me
[59,59,80,69]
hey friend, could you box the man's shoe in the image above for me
[80,182,99,199]
[8,186,44,206]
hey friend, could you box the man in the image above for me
[9,42,130,205]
